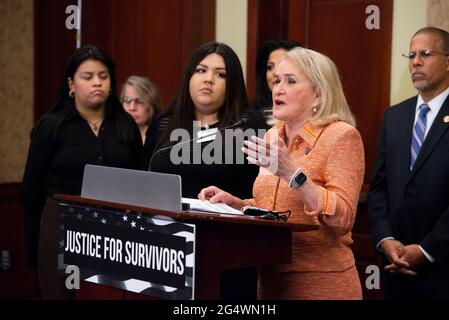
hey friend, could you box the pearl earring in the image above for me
[312,106,318,113]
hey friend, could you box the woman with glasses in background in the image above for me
[121,76,163,144]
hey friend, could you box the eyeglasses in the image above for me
[259,210,291,221]
[120,96,146,105]
[402,49,449,60]
[241,206,291,221]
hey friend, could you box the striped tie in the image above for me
[410,103,431,170]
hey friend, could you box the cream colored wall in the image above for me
[0,0,33,183]
[427,0,449,31]
[215,0,248,80]
[390,0,427,106]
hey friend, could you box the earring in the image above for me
[69,91,75,98]
[312,106,318,113]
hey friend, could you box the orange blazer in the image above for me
[245,120,365,273]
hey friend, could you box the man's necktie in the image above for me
[410,103,431,170]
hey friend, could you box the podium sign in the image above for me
[57,202,195,299]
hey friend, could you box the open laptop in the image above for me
[81,164,183,213]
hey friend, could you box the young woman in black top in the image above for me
[143,42,267,299]
[145,42,268,198]
[22,45,142,299]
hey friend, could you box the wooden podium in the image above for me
[55,194,317,300]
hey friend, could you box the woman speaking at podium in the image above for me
[22,46,142,299]
[144,42,268,299]
[199,47,365,300]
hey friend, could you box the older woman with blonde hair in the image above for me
[121,75,162,144]
[199,47,365,300]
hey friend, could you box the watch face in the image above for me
[294,172,307,186]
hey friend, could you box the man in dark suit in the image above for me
[368,27,449,299]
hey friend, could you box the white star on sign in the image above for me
[93,212,99,218]
[122,215,128,221]
[101,218,107,224]
[131,221,136,228]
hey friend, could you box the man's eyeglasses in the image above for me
[402,49,449,60]
[120,96,146,105]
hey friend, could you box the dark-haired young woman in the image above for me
[144,42,268,299]
[22,45,142,299]
[252,39,301,111]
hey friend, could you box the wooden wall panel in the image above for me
[81,0,216,107]
[287,0,308,45]
[0,183,39,299]
[35,0,215,120]
[34,0,77,121]
[246,0,259,102]
[247,0,293,100]
[81,0,182,106]
[307,0,392,183]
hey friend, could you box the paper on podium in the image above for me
[182,198,243,215]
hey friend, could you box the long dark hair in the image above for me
[32,45,136,142]
[253,39,301,109]
[158,42,249,148]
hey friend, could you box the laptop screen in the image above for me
[81,165,182,213]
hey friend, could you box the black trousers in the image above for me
[383,270,449,300]
[220,267,258,300]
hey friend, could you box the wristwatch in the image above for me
[288,168,307,189]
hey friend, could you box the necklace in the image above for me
[86,118,103,131]
[77,106,105,132]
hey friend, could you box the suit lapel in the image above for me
[410,96,449,176]
[399,98,417,182]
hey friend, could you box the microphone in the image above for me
[148,118,248,171]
